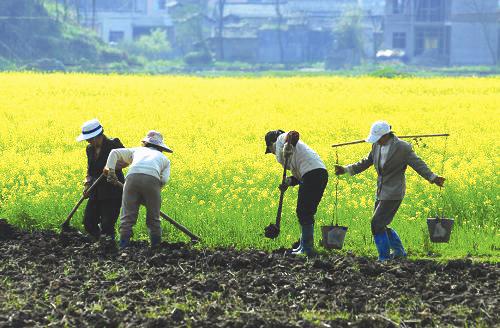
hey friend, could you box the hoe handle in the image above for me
[62,174,105,227]
[114,181,201,242]
[332,133,450,148]
[275,157,289,229]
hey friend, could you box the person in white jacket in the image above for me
[104,130,172,249]
[265,130,328,256]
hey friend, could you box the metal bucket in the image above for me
[427,217,454,243]
[321,225,348,250]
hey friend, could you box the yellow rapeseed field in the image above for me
[0,73,498,257]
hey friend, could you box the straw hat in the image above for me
[77,119,103,142]
[142,130,173,153]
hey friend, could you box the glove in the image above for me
[278,176,298,192]
[283,142,294,160]
[285,131,300,146]
[334,165,346,175]
[83,182,91,199]
[106,168,118,185]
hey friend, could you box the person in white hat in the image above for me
[104,130,172,249]
[335,121,445,261]
[77,119,125,242]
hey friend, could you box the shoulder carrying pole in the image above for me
[332,133,450,148]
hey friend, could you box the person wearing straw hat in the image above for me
[77,118,125,242]
[265,130,328,256]
[335,121,445,261]
[104,130,172,249]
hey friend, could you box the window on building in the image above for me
[158,0,167,10]
[414,27,449,56]
[109,31,125,43]
[392,32,406,49]
[415,0,445,22]
[392,0,405,14]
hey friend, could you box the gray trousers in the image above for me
[371,200,402,235]
[120,173,162,240]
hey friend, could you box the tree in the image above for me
[334,6,364,57]
[275,0,284,64]
[214,0,226,60]
[469,0,497,65]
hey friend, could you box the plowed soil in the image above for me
[0,219,498,327]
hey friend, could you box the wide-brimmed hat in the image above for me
[142,130,173,153]
[76,118,103,142]
[366,120,391,143]
[264,129,285,154]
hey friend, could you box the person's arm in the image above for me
[106,148,134,170]
[160,160,171,187]
[111,138,129,170]
[345,150,374,175]
[407,145,438,182]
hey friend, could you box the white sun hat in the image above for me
[365,120,392,143]
[76,118,103,142]
[142,130,173,153]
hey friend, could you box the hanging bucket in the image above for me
[321,225,348,250]
[427,217,454,243]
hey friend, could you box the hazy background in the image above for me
[0,0,498,75]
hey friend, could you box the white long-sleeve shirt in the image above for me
[106,147,171,186]
[275,132,326,180]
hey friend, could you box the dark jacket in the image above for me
[86,136,125,200]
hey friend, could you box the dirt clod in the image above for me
[0,222,498,327]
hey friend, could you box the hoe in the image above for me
[264,157,289,239]
[61,173,105,234]
[113,180,200,243]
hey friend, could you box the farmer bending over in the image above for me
[265,130,328,256]
[104,131,172,249]
[77,119,125,242]
[335,121,445,261]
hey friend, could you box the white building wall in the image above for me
[450,22,498,65]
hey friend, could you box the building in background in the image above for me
[78,0,174,43]
[383,0,499,65]
[205,0,385,63]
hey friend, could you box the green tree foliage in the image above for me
[119,29,172,60]
[0,0,60,60]
[334,7,364,56]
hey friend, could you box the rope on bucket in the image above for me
[437,134,449,219]
[332,149,340,226]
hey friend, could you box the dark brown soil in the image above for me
[0,219,498,327]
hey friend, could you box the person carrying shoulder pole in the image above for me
[334,121,445,261]
[104,130,172,249]
[265,130,328,256]
[76,119,125,242]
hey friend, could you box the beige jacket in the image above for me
[346,136,437,200]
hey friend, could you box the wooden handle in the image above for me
[114,180,200,241]
[332,133,450,148]
[62,174,105,228]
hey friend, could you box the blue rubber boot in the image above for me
[387,228,407,258]
[292,224,315,256]
[374,232,392,261]
[150,234,161,248]
[119,236,130,249]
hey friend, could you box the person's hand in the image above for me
[433,176,445,187]
[283,142,294,159]
[286,131,300,146]
[83,182,91,199]
[104,168,118,184]
[334,165,345,175]
[278,183,289,192]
